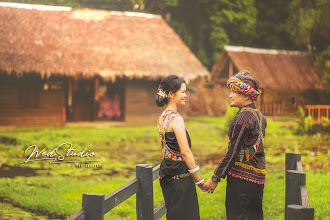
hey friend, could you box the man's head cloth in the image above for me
[227,70,262,101]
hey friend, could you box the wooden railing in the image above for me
[305,105,330,124]
[258,103,294,116]
[285,153,314,220]
[67,164,166,220]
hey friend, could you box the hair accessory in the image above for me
[227,70,262,101]
[157,89,168,98]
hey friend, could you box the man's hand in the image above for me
[202,177,218,193]
[197,182,205,190]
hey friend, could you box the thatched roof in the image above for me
[0,3,209,81]
[211,46,325,90]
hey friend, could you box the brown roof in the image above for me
[0,3,209,81]
[211,46,325,90]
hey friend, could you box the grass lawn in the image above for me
[0,116,329,219]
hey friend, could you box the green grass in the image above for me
[0,169,328,219]
[0,116,329,219]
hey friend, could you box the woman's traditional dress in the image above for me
[158,110,200,220]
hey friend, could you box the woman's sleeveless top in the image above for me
[157,110,191,178]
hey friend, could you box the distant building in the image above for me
[0,3,209,126]
[211,46,328,115]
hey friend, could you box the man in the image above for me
[203,70,267,220]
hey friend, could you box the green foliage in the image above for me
[296,105,305,135]
[296,105,305,134]
[295,105,314,135]
[224,103,238,128]
[286,0,318,49]
[321,116,330,128]
[304,115,314,134]
[207,0,257,63]
[254,0,296,49]
[286,0,330,53]
[316,46,330,91]
[165,0,178,7]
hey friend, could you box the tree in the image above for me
[286,0,330,89]
[207,0,257,63]
[254,0,297,50]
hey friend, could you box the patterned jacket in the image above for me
[214,103,267,184]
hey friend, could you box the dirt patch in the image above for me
[0,197,64,219]
[0,164,39,178]
[0,136,18,145]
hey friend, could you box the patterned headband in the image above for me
[227,70,262,101]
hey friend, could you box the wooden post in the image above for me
[286,204,314,220]
[68,78,72,107]
[285,171,306,220]
[286,171,306,205]
[307,106,310,117]
[82,193,105,220]
[285,153,301,171]
[229,60,233,77]
[136,164,154,220]
[318,106,321,124]
[94,77,99,101]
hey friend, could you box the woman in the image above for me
[156,75,204,220]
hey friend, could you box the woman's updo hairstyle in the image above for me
[155,75,185,107]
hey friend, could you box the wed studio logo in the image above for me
[17,142,101,167]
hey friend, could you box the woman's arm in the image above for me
[171,116,197,170]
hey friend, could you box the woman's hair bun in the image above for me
[155,75,185,107]
[155,94,168,107]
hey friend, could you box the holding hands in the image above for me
[198,175,221,193]
[188,166,220,193]
[201,177,218,193]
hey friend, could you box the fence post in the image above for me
[286,153,301,170]
[286,204,314,220]
[136,164,154,220]
[286,170,306,206]
[82,193,105,220]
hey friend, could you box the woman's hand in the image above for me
[202,177,218,193]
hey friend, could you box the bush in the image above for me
[321,116,330,127]
[296,105,306,135]
[296,105,314,135]
[304,116,314,134]
[224,103,239,128]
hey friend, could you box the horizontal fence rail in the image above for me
[257,103,295,116]
[305,105,330,124]
[285,153,314,220]
[67,164,166,220]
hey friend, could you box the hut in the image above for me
[210,46,328,116]
[0,2,209,126]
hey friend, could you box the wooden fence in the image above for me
[67,153,315,219]
[258,103,294,116]
[67,164,166,220]
[285,153,314,220]
[305,105,330,124]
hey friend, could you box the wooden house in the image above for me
[0,3,209,126]
[210,46,328,115]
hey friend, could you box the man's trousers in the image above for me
[225,175,264,220]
